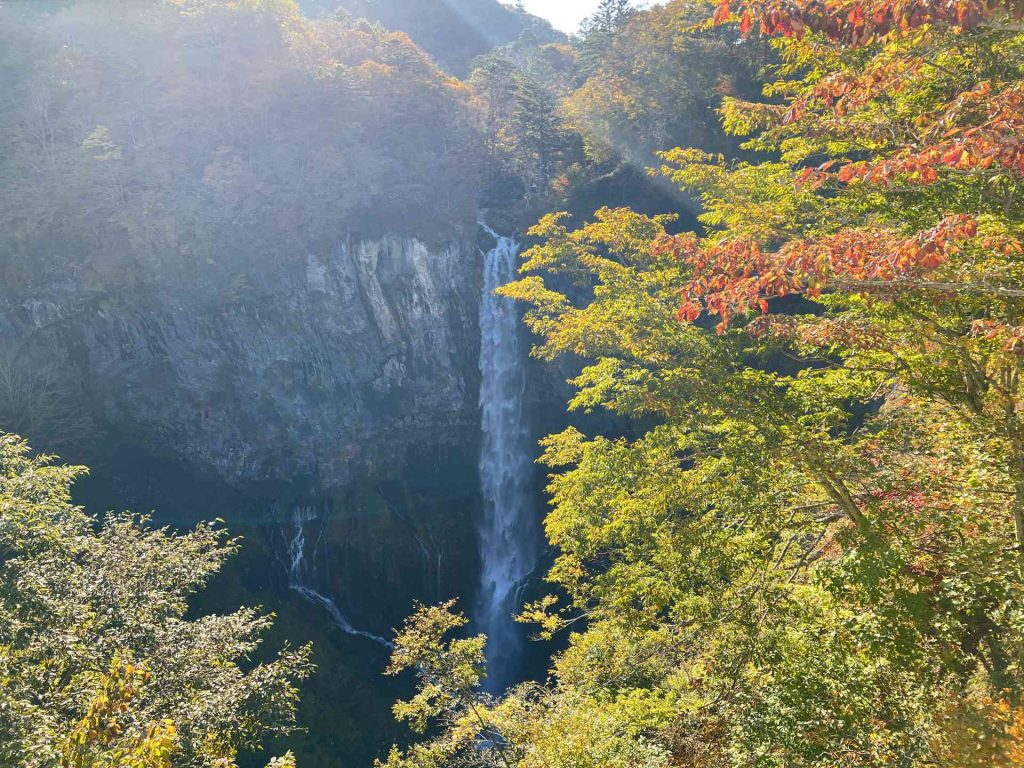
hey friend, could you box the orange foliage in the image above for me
[931,694,1024,767]
[657,215,979,331]
[715,0,1024,45]
[835,82,1024,186]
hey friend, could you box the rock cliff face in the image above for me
[0,236,481,493]
[0,233,494,765]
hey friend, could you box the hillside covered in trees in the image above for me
[0,0,485,298]
[4,0,1024,766]
[299,0,560,76]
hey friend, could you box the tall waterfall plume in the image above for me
[287,507,392,648]
[475,225,538,692]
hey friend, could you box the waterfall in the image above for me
[287,507,392,648]
[475,224,538,692]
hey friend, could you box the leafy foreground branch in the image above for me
[383,1,1024,767]
[0,434,312,768]
[379,602,667,768]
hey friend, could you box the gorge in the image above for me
[3,1,1011,767]
[0,0,708,764]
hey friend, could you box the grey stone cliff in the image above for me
[0,236,481,492]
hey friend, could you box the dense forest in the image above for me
[3,0,1024,766]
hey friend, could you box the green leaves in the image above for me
[380,602,512,768]
[0,433,312,767]
[387,600,487,731]
[396,3,1024,767]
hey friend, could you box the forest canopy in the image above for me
[382,1,1024,766]
[0,0,485,296]
[0,434,311,767]
[6,0,1024,766]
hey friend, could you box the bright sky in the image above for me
[520,1,656,33]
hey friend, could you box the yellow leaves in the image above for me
[265,753,297,768]
[496,275,572,352]
[62,657,179,768]
[514,696,672,768]
[510,209,691,367]
[580,208,676,264]
[129,721,178,768]
[81,127,122,163]
[351,60,396,83]
[539,427,588,468]
[563,74,645,162]
[660,151,821,245]
[522,209,672,274]
[517,595,564,641]
[930,689,1024,768]
[719,97,787,137]
[380,602,505,766]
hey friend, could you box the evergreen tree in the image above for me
[575,0,635,78]
[579,0,635,36]
[470,57,575,198]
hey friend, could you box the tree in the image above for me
[581,0,635,33]
[0,0,486,298]
[565,0,767,165]
[0,433,312,767]
[470,56,577,199]
[389,0,1024,765]
[575,0,635,79]
[375,601,509,768]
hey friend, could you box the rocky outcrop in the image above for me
[0,236,481,493]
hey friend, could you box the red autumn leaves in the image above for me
[661,216,979,332]
[840,82,1024,186]
[785,77,1024,188]
[669,0,1024,334]
[715,0,1024,46]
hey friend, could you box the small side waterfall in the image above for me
[475,224,538,692]
[287,507,392,648]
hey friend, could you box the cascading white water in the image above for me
[475,224,537,692]
[287,507,392,648]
